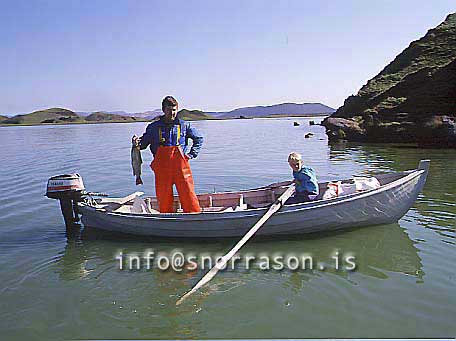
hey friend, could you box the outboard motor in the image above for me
[46,174,85,227]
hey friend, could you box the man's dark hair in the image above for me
[162,96,178,111]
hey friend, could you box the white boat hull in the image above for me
[79,160,429,238]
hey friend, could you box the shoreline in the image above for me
[0,119,151,128]
[0,113,331,128]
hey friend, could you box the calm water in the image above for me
[0,118,455,339]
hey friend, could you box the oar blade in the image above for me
[176,259,225,305]
[175,184,296,305]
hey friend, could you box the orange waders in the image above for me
[150,146,201,213]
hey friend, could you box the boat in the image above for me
[47,160,430,238]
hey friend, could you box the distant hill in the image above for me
[1,102,331,126]
[322,13,456,147]
[75,111,91,117]
[207,102,335,119]
[77,109,162,120]
[131,109,163,120]
[1,108,84,125]
[0,107,213,126]
[0,108,146,126]
[94,109,213,121]
[178,109,213,120]
[85,112,139,122]
[132,109,212,120]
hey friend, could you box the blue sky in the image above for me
[0,1,454,115]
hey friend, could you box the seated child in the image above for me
[286,152,319,204]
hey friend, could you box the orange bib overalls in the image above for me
[150,146,201,213]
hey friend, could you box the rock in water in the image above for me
[131,145,143,185]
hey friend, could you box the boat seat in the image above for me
[235,194,248,211]
[202,206,228,212]
[113,205,133,214]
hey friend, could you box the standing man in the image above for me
[133,96,203,213]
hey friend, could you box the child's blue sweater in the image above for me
[293,166,319,194]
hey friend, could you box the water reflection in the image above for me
[328,141,456,241]
[55,229,207,338]
[56,221,423,303]
[57,238,91,281]
[2,120,456,339]
[263,223,423,291]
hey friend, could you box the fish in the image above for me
[131,144,143,185]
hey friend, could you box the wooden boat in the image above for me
[73,160,430,238]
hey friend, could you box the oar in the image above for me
[176,183,296,305]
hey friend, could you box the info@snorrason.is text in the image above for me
[115,249,357,272]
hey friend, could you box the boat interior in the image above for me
[91,172,408,214]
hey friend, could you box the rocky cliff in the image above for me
[322,13,456,147]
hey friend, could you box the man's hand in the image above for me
[132,135,141,147]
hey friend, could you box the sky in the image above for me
[0,0,454,115]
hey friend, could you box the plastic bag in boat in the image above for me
[322,181,343,200]
[354,177,381,191]
[131,196,149,214]
[322,177,381,200]
[131,196,160,214]
[340,177,380,195]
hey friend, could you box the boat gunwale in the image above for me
[79,168,425,222]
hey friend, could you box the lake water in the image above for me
[0,118,455,339]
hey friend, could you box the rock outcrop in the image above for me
[322,13,456,147]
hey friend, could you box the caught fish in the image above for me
[131,142,143,185]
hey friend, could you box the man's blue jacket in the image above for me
[139,116,204,158]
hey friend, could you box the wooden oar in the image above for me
[98,191,144,205]
[176,184,296,305]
